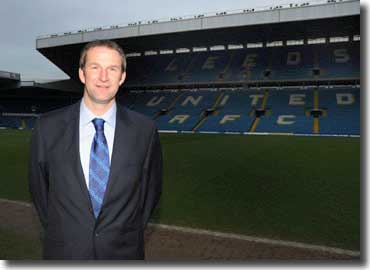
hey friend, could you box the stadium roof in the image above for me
[37,0,359,49]
[0,77,82,96]
[0,80,82,98]
[36,0,360,84]
[0,70,21,89]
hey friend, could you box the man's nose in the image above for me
[99,69,108,81]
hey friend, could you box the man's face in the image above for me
[79,46,126,107]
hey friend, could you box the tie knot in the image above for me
[92,118,105,132]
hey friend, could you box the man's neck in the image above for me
[82,96,115,116]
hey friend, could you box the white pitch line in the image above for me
[0,198,32,208]
[148,223,360,257]
[0,198,360,257]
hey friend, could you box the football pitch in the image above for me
[0,129,360,252]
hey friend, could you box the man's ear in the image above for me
[78,68,86,84]
[119,71,126,86]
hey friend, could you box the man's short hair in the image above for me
[79,40,127,72]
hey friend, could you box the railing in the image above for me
[36,0,358,39]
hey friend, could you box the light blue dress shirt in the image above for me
[79,99,116,187]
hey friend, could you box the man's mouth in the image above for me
[97,85,109,89]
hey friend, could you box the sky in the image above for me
[0,0,363,82]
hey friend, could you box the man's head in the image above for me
[79,40,127,72]
[78,40,127,113]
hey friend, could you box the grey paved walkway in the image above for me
[0,200,360,260]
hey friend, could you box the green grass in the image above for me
[0,129,32,202]
[154,133,360,250]
[0,130,360,251]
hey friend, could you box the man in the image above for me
[28,40,162,260]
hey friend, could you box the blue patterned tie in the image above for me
[89,118,110,218]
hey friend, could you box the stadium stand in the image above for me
[0,0,360,136]
[120,85,359,135]
[0,116,22,129]
[318,86,360,134]
[125,42,360,87]
[0,81,80,130]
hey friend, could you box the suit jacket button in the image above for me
[95,233,99,237]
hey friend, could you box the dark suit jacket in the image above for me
[28,101,162,260]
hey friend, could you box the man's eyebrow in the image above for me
[86,62,120,68]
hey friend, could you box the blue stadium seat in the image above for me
[318,86,360,135]
[124,42,359,86]
[0,116,22,129]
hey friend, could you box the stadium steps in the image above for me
[261,89,269,109]
[313,118,319,133]
[249,117,260,132]
[249,89,269,132]
[153,92,184,120]
[312,89,328,134]
[192,92,225,131]
[313,89,320,134]
[192,116,207,132]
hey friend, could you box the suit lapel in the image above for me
[101,105,133,208]
[65,102,94,214]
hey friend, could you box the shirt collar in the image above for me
[80,99,116,128]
